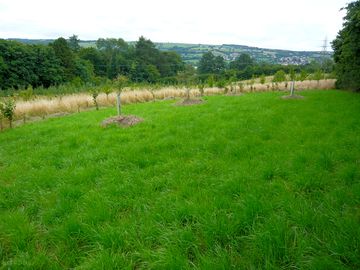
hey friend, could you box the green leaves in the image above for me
[114,75,129,93]
[0,98,16,127]
[272,70,286,83]
[332,1,360,91]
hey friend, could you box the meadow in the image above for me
[0,90,359,269]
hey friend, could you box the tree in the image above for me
[229,53,254,70]
[177,65,196,100]
[51,37,76,81]
[207,75,215,87]
[198,83,205,96]
[33,45,64,87]
[198,52,225,75]
[91,88,99,110]
[114,75,129,115]
[0,98,16,128]
[273,70,286,83]
[157,51,184,77]
[312,69,324,83]
[134,36,159,65]
[198,52,216,74]
[0,56,7,90]
[332,0,360,91]
[96,38,130,79]
[289,68,296,82]
[68,35,81,52]
[298,69,308,81]
[260,74,266,84]
[214,55,226,74]
[74,58,94,83]
[0,40,38,89]
[79,47,106,77]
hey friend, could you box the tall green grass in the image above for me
[0,90,359,269]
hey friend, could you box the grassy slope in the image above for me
[0,90,359,269]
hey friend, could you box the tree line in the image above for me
[332,0,360,91]
[0,35,185,91]
[0,34,339,94]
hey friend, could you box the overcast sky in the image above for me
[0,0,349,51]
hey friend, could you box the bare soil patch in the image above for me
[281,95,304,100]
[101,115,143,127]
[176,99,204,106]
[227,92,244,96]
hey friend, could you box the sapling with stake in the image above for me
[103,84,112,101]
[289,68,296,96]
[176,69,196,100]
[0,102,3,131]
[91,89,99,110]
[0,98,16,129]
[198,83,205,97]
[114,75,129,116]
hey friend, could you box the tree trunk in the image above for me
[290,80,295,96]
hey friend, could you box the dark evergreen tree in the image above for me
[68,34,81,52]
[51,37,76,81]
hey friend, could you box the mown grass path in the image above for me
[0,90,359,269]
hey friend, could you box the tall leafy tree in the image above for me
[33,45,64,87]
[332,0,360,91]
[96,38,130,79]
[134,36,159,66]
[51,37,76,81]
[79,47,106,77]
[229,53,254,70]
[157,51,184,77]
[198,52,225,75]
[214,55,226,74]
[0,55,6,89]
[0,39,38,89]
[68,34,81,52]
[198,52,216,74]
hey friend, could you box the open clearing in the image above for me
[0,90,359,269]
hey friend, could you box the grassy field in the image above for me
[0,90,359,269]
[0,79,335,130]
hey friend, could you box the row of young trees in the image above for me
[0,36,185,91]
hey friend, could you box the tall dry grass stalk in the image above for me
[2,79,335,129]
[242,79,336,92]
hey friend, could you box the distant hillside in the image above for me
[7,38,331,65]
[154,43,331,66]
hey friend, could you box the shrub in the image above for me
[0,98,16,128]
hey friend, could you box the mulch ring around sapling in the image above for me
[226,92,244,96]
[101,115,143,128]
[175,99,204,106]
[281,95,304,100]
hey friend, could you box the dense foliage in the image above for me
[332,0,360,91]
[0,36,185,91]
[0,34,334,94]
[197,51,330,82]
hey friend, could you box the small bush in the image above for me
[0,98,16,128]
